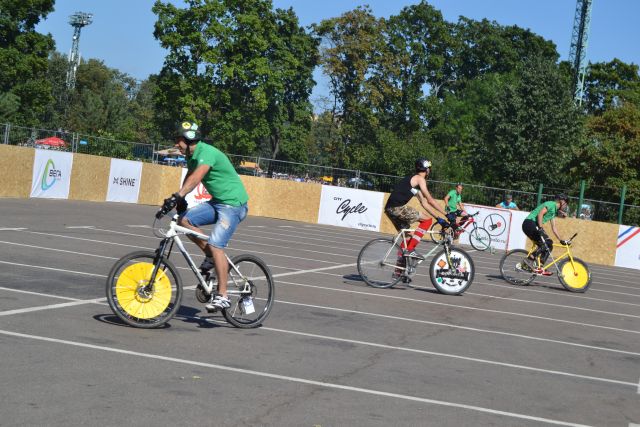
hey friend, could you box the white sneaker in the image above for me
[205,294,231,312]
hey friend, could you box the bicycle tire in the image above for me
[222,254,275,328]
[357,238,404,288]
[429,246,475,295]
[106,251,183,329]
[469,227,491,251]
[429,222,451,244]
[499,249,536,286]
[557,257,591,293]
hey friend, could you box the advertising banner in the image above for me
[614,225,640,270]
[181,167,212,207]
[502,210,531,251]
[106,159,143,203]
[318,186,384,231]
[462,204,513,251]
[30,149,74,199]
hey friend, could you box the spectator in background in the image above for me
[496,194,519,210]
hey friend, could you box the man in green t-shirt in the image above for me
[159,121,249,311]
[521,194,569,274]
[443,183,469,236]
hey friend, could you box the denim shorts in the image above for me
[183,201,248,248]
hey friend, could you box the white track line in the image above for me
[276,280,640,335]
[0,329,596,427]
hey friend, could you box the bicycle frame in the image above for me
[147,216,248,297]
[526,236,578,276]
[386,228,452,275]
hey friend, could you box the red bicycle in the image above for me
[429,211,492,251]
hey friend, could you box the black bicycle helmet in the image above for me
[555,193,569,202]
[415,158,432,172]
[176,121,201,143]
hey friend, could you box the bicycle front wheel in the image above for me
[223,254,275,328]
[558,257,591,293]
[106,251,183,328]
[357,238,403,288]
[499,249,536,286]
[429,247,475,295]
[429,222,450,244]
[469,227,491,251]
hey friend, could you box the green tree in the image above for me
[0,0,55,125]
[478,59,581,190]
[152,0,317,157]
[582,59,640,115]
[66,59,133,138]
[570,102,640,222]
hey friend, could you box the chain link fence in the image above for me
[4,122,638,225]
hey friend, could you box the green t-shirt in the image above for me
[446,189,461,212]
[526,201,557,224]
[187,142,249,206]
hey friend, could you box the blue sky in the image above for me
[37,0,639,107]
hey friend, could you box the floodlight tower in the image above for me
[66,12,93,90]
[568,0,593,105]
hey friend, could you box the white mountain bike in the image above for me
[106,211,275,329]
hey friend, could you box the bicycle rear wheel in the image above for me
[429,246,475,295]
[106,251,183,328]
[357,238,404,288]
[223,254,275,328]
[429,222,451,244]
[557,258,591,293]
[499,249,536,286]
[469,227,491,251]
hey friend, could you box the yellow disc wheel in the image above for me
[558,258,591,292]
[115,262,172,319]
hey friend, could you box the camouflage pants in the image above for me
[385,205,420,232]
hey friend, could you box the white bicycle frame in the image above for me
[157,215,248,297]
[384,228,452,274]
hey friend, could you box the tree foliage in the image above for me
[152,0,317,157]
[0,0,55,125]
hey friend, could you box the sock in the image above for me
[406,219,434,251]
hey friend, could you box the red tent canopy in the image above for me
[36,137,66,147]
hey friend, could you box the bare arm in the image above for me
[536,207,547,228]
[417,178,446,218]
[177,164,210,198]
[549,218,563,241]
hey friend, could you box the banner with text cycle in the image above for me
[106,159,143,203]
[317,185,384,231]
[614,225,640,270]
[180,168,212,207]
[30,149,74,199]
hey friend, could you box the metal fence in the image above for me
[3,123,155,162]
[5,123,639,225]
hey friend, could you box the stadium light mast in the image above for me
[66,12,93,90]
[568,0,593,105]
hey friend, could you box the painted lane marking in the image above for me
[0,298,105,316]
[0,329,596,427]
[0,228,27,231]
[273,299,640,357]
[0,260,106,278]
[125,225,151,228]
[277,280,640,336]
[0,284,636,389]
[65,226,95,229]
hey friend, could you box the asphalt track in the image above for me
[0,198,638,427]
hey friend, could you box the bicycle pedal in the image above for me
[402,276,412,284]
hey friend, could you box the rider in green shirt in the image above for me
[159,121,249,311]
[522,194,569,274]
[443,183,469,237]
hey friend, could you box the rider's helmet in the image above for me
[176,121,201,143]
[415,158,432,172]
[555,193,569,202]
